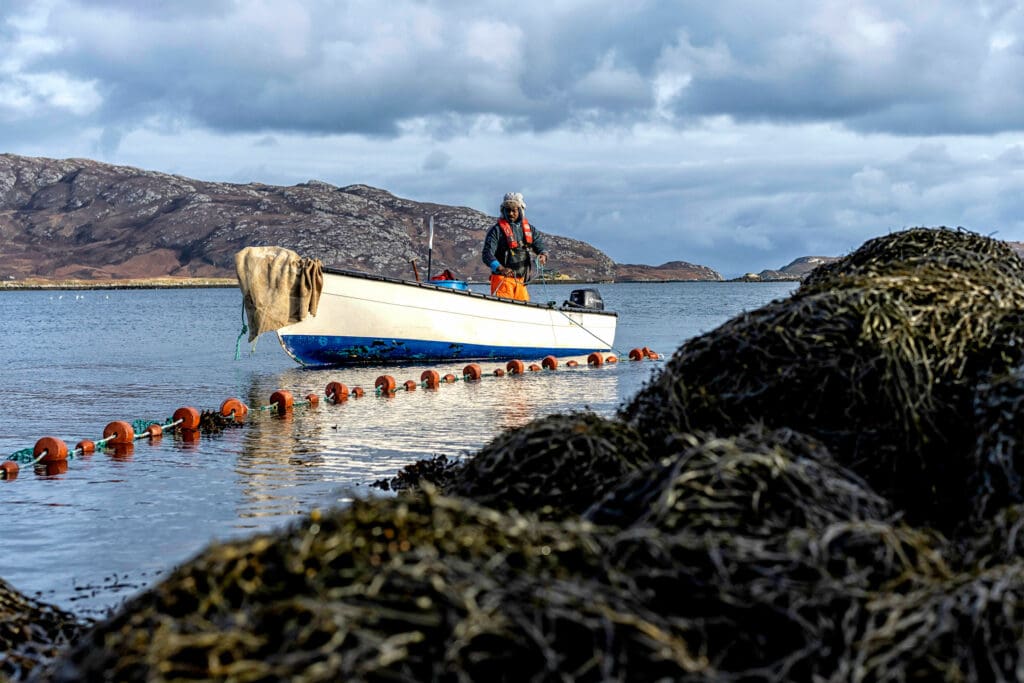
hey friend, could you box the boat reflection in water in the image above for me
[229,357,625,522]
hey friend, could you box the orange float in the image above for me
[352,387,365,398]
[76,440,95,455]
[0,461,18,480]
[507,359,525,375]
[648,352,660,360]
[420,370,440,389]
[375,375,397,394]
[305,393,320,406]
[642,346,653,358]
[493,368,506,377]
[325,381,349,402]
[269,390,294,413]
[103,421,136,445]
[403,380,417,392]
[33,436,68,463]
[587,352,603,367]
[443,373,457,383]
[566,360,579,368]
[146,424,163,438]
[541,356,558,370]
[605,355,618,364]
[628,348,644,361]
[463,363,482,381]
[173,407,202,430]
[528,364,541,372]
[220,397,249,422]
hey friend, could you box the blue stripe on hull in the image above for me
[281,334,608,366]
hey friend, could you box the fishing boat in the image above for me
[235,247,617,367]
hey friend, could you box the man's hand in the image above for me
[537,253,548,266]
[496,266,516,278]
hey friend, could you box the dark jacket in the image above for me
[481,217,547,280]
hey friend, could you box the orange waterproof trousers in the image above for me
[489,274,530,301]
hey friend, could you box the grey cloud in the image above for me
[4,2,1024,138]
[422,149,450,171]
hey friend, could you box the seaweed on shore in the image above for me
[621,227,1024,531]
[370,454,465,492]
[0,578,87,682]
[444,412,652,518]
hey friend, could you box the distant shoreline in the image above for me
[0,278,238,291]
[0,276,799,291]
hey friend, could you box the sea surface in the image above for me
[0,280,797,617]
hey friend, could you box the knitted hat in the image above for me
[501,192,526,212]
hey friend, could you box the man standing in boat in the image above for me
[482,191,549,301]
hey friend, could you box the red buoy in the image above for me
[463,363,482,381]
[587,352,603,367]
[103,421,136,445]
[1,461,19,480]
[648,352,660,360]
[352,386,365,398]
[269,390,294,413]
[326,381,349,402]
[33,436,68,463]
[566,360,579,368]
[628,348,644,361]
[375,375,397,394]
[76,440,96,455]
[443,373,457,383]
[507,359,525,375]
[146,424,163,438]
[173,407,202,430]
[642,346,654,358]
[541,356,558,370]
[528,364,541,372]
[305,393,320,406]
[403,380,417,392]
[220,397,249,422]
[605,355,618,364]
[493,368,506,377]
[420,370,440,389]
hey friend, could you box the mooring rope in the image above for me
[536,259,627,358]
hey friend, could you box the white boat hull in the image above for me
[276,268,617,366]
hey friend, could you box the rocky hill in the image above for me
[0,154,623,283]
[614,260,722,281]
[738,256,840,282]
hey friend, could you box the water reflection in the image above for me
[230,359,623,522]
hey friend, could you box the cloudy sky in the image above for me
[3,1,1024,277]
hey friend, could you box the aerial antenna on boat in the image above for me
[427,215,435,281]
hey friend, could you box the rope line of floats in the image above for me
[2,347,660,482]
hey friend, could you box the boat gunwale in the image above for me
[321,265,619,318]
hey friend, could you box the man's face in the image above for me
[507,206,520,220]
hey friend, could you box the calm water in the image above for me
[0,280,796,617]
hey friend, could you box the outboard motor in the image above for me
[565,288,604,310]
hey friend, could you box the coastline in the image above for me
[0,276,800,291]
[0,277,238,291]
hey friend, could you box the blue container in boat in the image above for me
[432,280,469,291]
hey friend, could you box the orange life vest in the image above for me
[497,218,533,249]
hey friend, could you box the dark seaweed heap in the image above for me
[17,226,1024,681]
[0,578,86,682]
[623,226,1024,532]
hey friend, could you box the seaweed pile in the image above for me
[18,226,1024,681]
[0,578,86,682]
